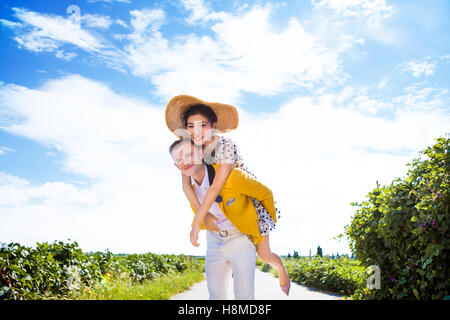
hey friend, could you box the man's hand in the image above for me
[204,212,220,232]
[190,224,201,247]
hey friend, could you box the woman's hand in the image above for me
[190,213,219,247]
[190,224,201,247]
[204,212,220,232]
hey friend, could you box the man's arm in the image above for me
[182,173,200,211]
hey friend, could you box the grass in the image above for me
[84,271,204,300]
[43,270,205,300]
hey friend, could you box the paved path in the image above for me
[171,269,343,300]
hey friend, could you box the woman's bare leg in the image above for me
[256,235,290,288]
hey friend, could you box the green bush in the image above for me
[123,253,192,283]
[286,257,366,296]
[0,240,201,300]
[0,241,103,299]
[345,137,449,300]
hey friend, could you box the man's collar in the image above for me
[190,163,216,187]
[191,164,209,187]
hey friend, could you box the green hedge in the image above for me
[345,137,449,299]
[0,240,200,300]
[286,257,366,296]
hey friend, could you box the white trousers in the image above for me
[205,230,256,300]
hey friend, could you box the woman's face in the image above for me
[186,114,216,145]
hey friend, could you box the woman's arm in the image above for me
[191,163,233,229]
[182,173,220,231]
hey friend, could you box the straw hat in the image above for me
[165,95,239,136]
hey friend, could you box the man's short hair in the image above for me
[169,139,184,154]
[168,138,199,154]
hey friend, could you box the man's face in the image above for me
[171,141,203,176]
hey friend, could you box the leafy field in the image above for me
[257,256,367,297]
[0,240,203,300]
[284,257,366,297]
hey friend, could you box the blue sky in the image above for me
[0,0,449,256]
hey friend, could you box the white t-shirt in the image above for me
[191,164,237,231]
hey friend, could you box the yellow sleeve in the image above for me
[225,169,277,223]
[190,204,206,230]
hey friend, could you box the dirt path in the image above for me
[171,269,343,300]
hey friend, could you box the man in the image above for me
[170,138,277,300]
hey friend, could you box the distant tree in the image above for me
[287,253,291,258]
[293,250,299,259]
[316,245,323,257]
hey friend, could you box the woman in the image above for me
[165,95,290,295]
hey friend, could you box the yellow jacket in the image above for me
[191,163,277,245]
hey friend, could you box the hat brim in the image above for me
[165,95,239,137]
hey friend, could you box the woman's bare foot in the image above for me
[281,280,291,296]
[278,268,291,295]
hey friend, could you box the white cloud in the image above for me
[182,0,211,23]
[312,0,395,29]
[55,50,78,61]
[377,75,388,89]
[82,14,113,29]
[128,8,165,34]
[401,58,437,77]
[0,146,15,155]
[124,5,342,103]
[1,75,448,255]
[3,4,345,102]
[115,19,129,28]
[0,172,30,206]
[310,0,400,50]
[393,85,449,113]
[11,7,105,53]
[0,173,98,207]
[5,7,129,66]
[329,82,449,115]
[0,18,23,28]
